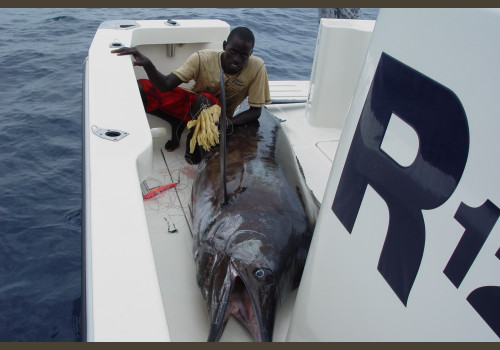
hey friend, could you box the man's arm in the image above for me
[231,59,270,126]
[231,106,262,126]
[111,47,182,92]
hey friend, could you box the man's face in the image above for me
[223,35,253,75]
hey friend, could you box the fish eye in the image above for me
[254,269,265,278]
[253,268,273,281]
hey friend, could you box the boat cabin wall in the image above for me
[306,19,375,129]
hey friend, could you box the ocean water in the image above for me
[0,8,378,341]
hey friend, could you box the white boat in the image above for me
[83,9,500,341]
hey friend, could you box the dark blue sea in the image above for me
[0,8,378,341]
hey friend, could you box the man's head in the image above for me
[227,27,255,47]
[222,27,255,75]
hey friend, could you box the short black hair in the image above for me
[227,27,255,47]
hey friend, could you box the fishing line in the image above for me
[142,176,178,211]
[161,147,194,236]
[219,65,228,204]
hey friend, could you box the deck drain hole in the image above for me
[105,131,121,137]
[91,125,129,142]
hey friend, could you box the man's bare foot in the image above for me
[165,140,180,152]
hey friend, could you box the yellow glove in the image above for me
[186,104,221,153]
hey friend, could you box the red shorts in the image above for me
[138,79,220,122]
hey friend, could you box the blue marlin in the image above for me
[191,106,319,341]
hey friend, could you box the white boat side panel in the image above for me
[380,113,420,167]
[86,20,233,341]
[306,19,375,129]
[288,8,500,341]
[87,24,170,341]
[82,57,94,341]
[131,20,229,46]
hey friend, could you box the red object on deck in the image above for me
[138,79,220,122]
[143,182,179,199]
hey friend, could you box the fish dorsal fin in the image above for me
[219,66,228,205]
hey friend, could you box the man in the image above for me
[112,27,271,164]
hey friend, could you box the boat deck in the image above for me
[143,113,297,341]
[141,81,342,341]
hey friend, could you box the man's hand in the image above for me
[231,106,262,126]
[111,47,151,67]
[111,46,180,92]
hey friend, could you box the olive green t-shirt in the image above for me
[172,50,271,118]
